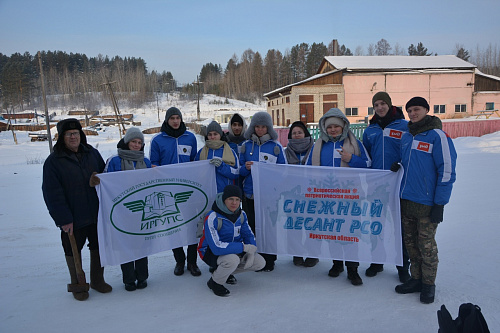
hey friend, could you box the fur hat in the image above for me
[222,185,242,201]
[288,121,311,139]
[55,118,87,148]
[57,118,82,136]
[165,107,183,122]
[206,120,223,138]
[244,111,278,140]
[406,97,430,111]
[123,127,144,144]
[372,92,392,108]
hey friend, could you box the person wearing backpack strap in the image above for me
[197,185,265,296]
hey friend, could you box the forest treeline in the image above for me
[1,39,499,112]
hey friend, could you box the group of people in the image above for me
[42,93,456,303]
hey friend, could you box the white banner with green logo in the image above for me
[252,163,404,265]
[96,160,216,266]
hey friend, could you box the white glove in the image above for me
[242,252,255,269]
[243,243,257,254]
[209,158,222,167]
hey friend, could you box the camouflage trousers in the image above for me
[401,213,439,285]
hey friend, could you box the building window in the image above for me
[299,95,314,102]
[286,97,290,103]
[345,108,358,116]
[368,107,374,115]
[486,102,495,110]
[434,105,446,114]
[267,101,270,107]
[455,104,467,113]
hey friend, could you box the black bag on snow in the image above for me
[437,303,490,333]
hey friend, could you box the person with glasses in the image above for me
[42,118,112,301]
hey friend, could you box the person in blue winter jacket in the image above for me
[225,113,247,190]
[149,107,201,277]
[195,120,239,193]
[198,185,266,296]
[362,92,411,283]
[307,108,371,286]
[239,111,287,272]
[104,127,151,291]
[394,97,457,304]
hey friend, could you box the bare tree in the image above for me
[375,39,392,55]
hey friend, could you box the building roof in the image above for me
[323,55,476,72]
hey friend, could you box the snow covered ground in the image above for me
[1,94,499,332]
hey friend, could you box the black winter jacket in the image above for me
[42,144,105,230]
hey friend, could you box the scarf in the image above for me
[226,132,246,145]
[285,137,314,165]
[408,115,442,136]
[161,121,186,138]
[199,140,236,166]
[118,149,147,171]
[311,131,360,167]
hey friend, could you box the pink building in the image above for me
[264,55,500,125]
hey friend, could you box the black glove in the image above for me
[390,162,401,172]
[430,205,444,224]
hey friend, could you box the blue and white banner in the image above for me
[252,163,404,265]
[96,160,216,266]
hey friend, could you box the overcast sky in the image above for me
[1,0,499,84]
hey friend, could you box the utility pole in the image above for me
[38,51,53,153]
[193,75,203,121]
[101,77,126,138]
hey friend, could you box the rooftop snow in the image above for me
[324,55,475,70]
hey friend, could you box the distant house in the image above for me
[264,55,500,125]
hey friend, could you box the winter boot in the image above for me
[293,256,304,266]
[347,267,363,286]
[397,266,411,283]
[365,263,384,277]
[207,277,230,296]
[187,263,201,276]
[303,258,319,267]
[395,278,422,294]
[90,250,112,293]
[226,274,237,285]
[420,283,436,304]
[328,261,344,277]
[65,256,89,301]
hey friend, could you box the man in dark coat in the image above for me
[42,118,112,301]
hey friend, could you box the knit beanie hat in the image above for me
[206,120,223,138]
[406,97,430,111]
[288,121,311,139]
[165,107,183,122]
[230,114,244,126]
[372,92,392,108]
[57,118,82,136]
[324,116,345,129]
[123,127,144,144]
[222,185,242,201]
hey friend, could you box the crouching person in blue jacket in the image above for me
[198,185,266,296]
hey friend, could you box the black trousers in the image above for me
[172,244,198,264]
[61,224,99,256]
[121,257,148,284]
[243,196,276,265]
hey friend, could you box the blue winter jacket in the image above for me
[197,209,256,258]
[239,139,287,197]
[306,139,371,168]
[400,127,457,206]
[42,144,105,229]
[104,155,152,172]
[194,146,240,193]
[363,119,409,170]
[149,131,197,166]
